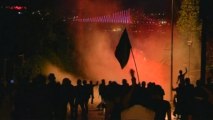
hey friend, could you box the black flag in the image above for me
[115,28,132,69]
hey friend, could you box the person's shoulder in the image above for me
[162,100,171,108]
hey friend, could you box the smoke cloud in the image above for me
[42,0,201,101]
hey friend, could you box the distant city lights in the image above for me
[6,5,27,11]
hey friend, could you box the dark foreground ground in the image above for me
[0,95,178,120]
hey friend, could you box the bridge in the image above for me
[73,9,132,24]
[72,9,168,26]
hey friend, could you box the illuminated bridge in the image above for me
[73,9,132,24]
[72,9,168,26]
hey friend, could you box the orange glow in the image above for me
[42,1,201,101]
[42,62,77,84]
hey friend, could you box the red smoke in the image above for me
[43,0,201,101]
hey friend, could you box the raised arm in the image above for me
[184,67,187,75]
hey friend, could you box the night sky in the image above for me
[0,0,172,58]
[0,0,212,66]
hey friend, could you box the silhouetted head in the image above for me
[83,80,87,85]
[141,81,146,87]
[122,79,128,85]
[101,79,105,85]
[48,73,56,83]
[153,85,165,99]
[77,79,82,85]
[130,69,135,76]
[89,80,93,85]
[62,78,70,85]
[108,81,112,85]
[179,70,183,74]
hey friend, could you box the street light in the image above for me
[187,40,193,77]
[170,0,175,101]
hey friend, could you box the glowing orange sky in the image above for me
[42,0,201,101]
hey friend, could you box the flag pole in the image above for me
[130,49,140,83]
[170,0,174,101]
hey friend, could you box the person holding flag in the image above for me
[115,28,140,83]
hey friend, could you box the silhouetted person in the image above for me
[121,79,130,98]
[140,81,148,104]
[74,79,86,119]
[182,77,194,120]
[151,85,171,120]
[108,81,122,120]
[121,70,155,120]
[59,78,75,120]
[193,80,209,120]
[46,73,59,119]
[82,80,90,115]
[141,81,146,89]
[30,74,49,120]
[89,80,98,104]
[205,77,213,120]
[206,77,213,119]
[97,79,106,110]
[130,69,136,85]
[172,83,185,119]
[68,79,75,119]
[177,68,187,85]
[59,78,69,120]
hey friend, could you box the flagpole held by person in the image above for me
[114,28,140,83]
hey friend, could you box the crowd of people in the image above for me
[172,68,213,120]
[0,73,98,120]
[97,69,171,120]
[0,69,212,120]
